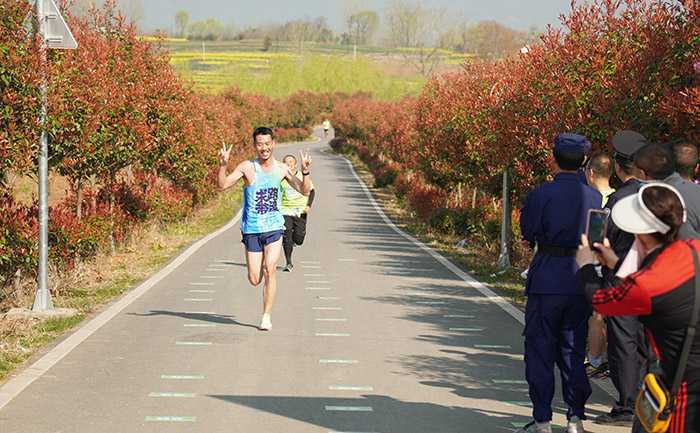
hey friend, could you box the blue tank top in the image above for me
[241,160,286,234]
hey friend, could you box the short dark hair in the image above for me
[253,126,274,142]
[672,141,698,179]
[634,143,675,180]
[614,154,637,175]
[643,185,685,244]
[283,154,296,163]
[553,148,585,171]
[587,153,613,179]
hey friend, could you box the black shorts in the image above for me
[283,215,307,245]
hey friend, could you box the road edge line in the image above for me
[342,156,619,399]
[342,157,525,324]
[0,210,242,411]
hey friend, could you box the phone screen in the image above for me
[587,210,609,246]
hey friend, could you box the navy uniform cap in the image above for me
[553,133,592,155]
[612,130,648,159]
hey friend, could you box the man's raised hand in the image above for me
[219,141,232,166]
[300,149,312,173]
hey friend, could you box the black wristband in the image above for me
[302,171,310,176]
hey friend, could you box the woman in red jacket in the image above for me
[576,183,699,433]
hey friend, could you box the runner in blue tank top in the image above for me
[218,127,313,330]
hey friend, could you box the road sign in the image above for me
[42,0,77,50]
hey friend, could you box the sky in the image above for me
[137,0,575,33]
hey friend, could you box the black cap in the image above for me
[612,130,648,159]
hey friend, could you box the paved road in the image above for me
[0,132,627,433]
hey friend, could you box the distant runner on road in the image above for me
[322,119,331,138]
[218,127,313,330]
[281,154,316,272]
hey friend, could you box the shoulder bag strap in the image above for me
[669,242,700,400]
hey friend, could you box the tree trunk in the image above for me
[109,176,116,253]
[76,179,83,221]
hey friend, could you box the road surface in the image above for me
[0,132,626,433]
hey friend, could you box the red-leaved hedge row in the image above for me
[0,1,332,292]
[331,0,700,239]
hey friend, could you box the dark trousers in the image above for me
[606,315,646,412]
[283,214,307,265]
[524,294,592,422]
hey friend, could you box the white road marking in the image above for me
[304,274,324,277]
[200,276,223,279]
[184,298,213,302]
[145,416,196,422]
[0,210,242,410]
[301,261,321,264]
[306,287,331,291]
[308,281,331,284]
[325,406,373,412]
[302,265,322,269]
[316,318,348,322]
[416,301,446,305]
[444,314,475,318]
[492,379,527,384]
[329,386,373,391]
[449,327,484,332]
[205,268,226,272]
[474,345,512,349]
[189,282,214,286]
[161,375,205,380]
[176,341,212,346]
[319,359,358,364]
[186,311,215,315]
[318,296,341,300]
[316,333,351,337]
[149,392,196,398]
[188,290,216,293]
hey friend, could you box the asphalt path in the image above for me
[0,131,627,433]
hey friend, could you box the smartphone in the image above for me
[586,209,610,247]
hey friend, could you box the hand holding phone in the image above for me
[586,209,610,250]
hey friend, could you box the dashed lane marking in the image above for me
[148,392,196,398]
[161,375,205,380]
[145,416,196,423]
[329,386,374,391]
[325,406,373,412]
[319,359,358,364]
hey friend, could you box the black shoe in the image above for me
[594,410,634,426]
[283,263,293,272]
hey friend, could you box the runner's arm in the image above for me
[284,167,312,196]
[219,161,248,191]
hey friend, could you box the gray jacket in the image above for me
[664,172,700,239]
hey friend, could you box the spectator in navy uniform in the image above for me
[517,133,602,433]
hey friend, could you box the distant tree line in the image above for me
[170,2,536,59]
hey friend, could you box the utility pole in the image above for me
[497,166,512,269]
[31,0,77,313]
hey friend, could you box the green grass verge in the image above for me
[0,188,242,382]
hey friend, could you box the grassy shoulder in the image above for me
[332,148,527,306]
[0,188,242,382]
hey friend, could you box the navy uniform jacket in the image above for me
[521,172,602,295]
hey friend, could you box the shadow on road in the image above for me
[208,393,532,433]
[130,310,259,329]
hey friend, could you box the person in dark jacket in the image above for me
[576,183,700,433]
[596,130,649,426]
[517,133,602,433]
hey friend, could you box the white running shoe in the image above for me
[516,420,552,433]
[567,416,585,433]
[259,314,272,331]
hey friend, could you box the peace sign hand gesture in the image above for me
[300,149,312,174]
[219,141,232,166]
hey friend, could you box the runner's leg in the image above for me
[292,215,307,246]
[283,215,295,266]
[245,250,264,286]
[262,238,283,314]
